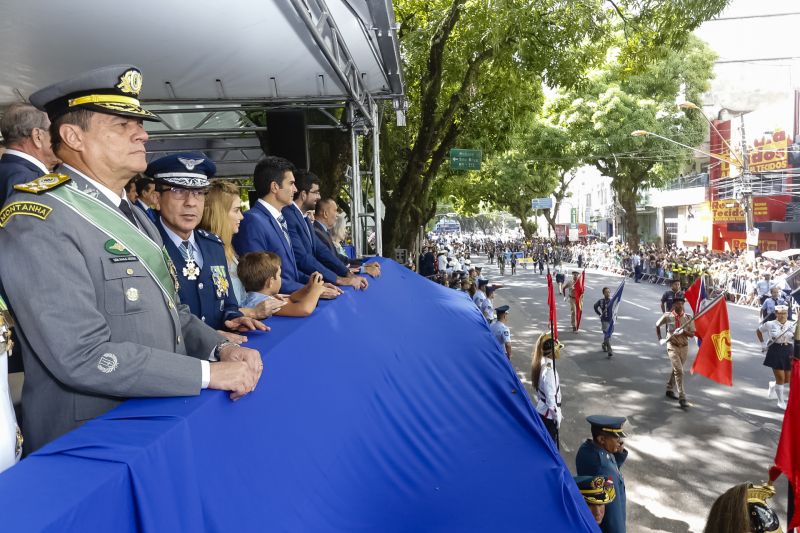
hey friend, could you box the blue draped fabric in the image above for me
[0,259,598,532]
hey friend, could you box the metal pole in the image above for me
[349,106,363,257]
[372,105,383,256]
[739,117,755,259]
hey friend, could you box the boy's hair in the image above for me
[602,286,609,293]
[238,252,281,292]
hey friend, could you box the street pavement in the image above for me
[479,257,790,533]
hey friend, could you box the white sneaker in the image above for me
[768,381,777,399]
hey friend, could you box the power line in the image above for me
[707,12,800,22]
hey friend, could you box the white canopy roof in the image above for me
[0,0,404,119]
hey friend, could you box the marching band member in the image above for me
[756,304,794,410]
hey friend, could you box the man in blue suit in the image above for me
[0,103,59,207]
[133,175,158,222]
[284,170,367,290]
[147,152,266,335]
[233,156,340,298]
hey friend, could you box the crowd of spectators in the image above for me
[567,242,799,308]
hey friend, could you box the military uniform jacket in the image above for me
[0,168,222,452]
[156,219,242,330]
[576,439,627,533]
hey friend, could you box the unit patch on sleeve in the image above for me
[0,202,53,228]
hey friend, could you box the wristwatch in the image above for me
[213,340,237,360]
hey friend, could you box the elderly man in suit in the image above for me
[0,103,60,207]
[0,65,263,453]
[233,156,340,298]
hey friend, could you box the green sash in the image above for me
[46,184,177,305]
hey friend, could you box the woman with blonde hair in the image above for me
[530,332,562,448]
[201,180,283,320]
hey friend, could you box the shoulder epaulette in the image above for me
[13,173,71,194]
[196,229,222,244]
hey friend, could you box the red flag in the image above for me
[547,271,558,341]
[574,270,585,330]
[683,277,706,314]
[690,296,732,386]
[769,357,800,529]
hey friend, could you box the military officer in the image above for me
[575,415,628,533]
[756,304,794,409]
[0,65,263,452]
[146,153,263,335]
[573,475,616,525]
[489,305,511,358]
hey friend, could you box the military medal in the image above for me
[210,266,230,298]
[183,259,200,281]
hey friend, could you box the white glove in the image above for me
[659,338,667,346]
[555,410,564,428]
[673,328,684,336]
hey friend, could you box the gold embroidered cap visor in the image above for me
[29,64,161,122]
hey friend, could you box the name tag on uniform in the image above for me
[109,256,140,263]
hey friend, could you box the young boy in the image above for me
[238,252,325,317]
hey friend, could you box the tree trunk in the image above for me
[616,186,640,250]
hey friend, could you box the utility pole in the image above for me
[738,117,756,259]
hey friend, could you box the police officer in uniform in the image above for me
[756,304,794,409]
[490,305,511,358]
[0,65,263,452]
[147,153,263,334]
[575,415,628,533]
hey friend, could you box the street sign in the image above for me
[531,197,553,210]
[570,208,578,224]
[450,148,482,171]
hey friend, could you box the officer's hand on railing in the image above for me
[225,316,269,332]
[217,330,247,344]
[248,298,286,320]
[208,357,262,401]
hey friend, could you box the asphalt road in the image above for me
[480,257,790,533]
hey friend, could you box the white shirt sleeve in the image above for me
[201,360,210,389]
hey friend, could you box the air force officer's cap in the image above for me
[586,415,627,438]
[29,65,160,122]
[146,153,215,189]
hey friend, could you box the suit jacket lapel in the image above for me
[257,202,294,260]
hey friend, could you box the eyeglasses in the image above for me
[161,187,209,199]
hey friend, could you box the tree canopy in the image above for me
[378,0,728,251]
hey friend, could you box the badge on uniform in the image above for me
[211,265,229,299]
[104,239,131,255]
[183,259,201,281]
[162,248,180,293]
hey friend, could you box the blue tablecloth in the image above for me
[0,259,598,532]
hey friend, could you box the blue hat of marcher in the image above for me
[495,304,509,314]
[146,152,215,189]
[586,415,627,438]
[29,64,160,122]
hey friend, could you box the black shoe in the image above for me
[607,351,613,357]
[679,398,688,408]
[666,391,679,400]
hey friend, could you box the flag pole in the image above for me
[661,293,725,345]
[547,265,559,448]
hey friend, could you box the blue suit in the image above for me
[282,204,349,283]
[0,152,45,207]
[156,219,242,330]
[232,201,308,293]
[576,439,627,533]
[133,199,158,223]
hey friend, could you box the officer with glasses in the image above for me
[148,153,266,336]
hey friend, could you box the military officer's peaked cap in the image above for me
[29,64,160,122]
[477,278,490,288]
[495,304,509,314]
[586,415,627,437]
[573,475,616,505]
[146,152,215,189]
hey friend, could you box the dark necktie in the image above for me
[277,215,290,244]
[118,199,138,227]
